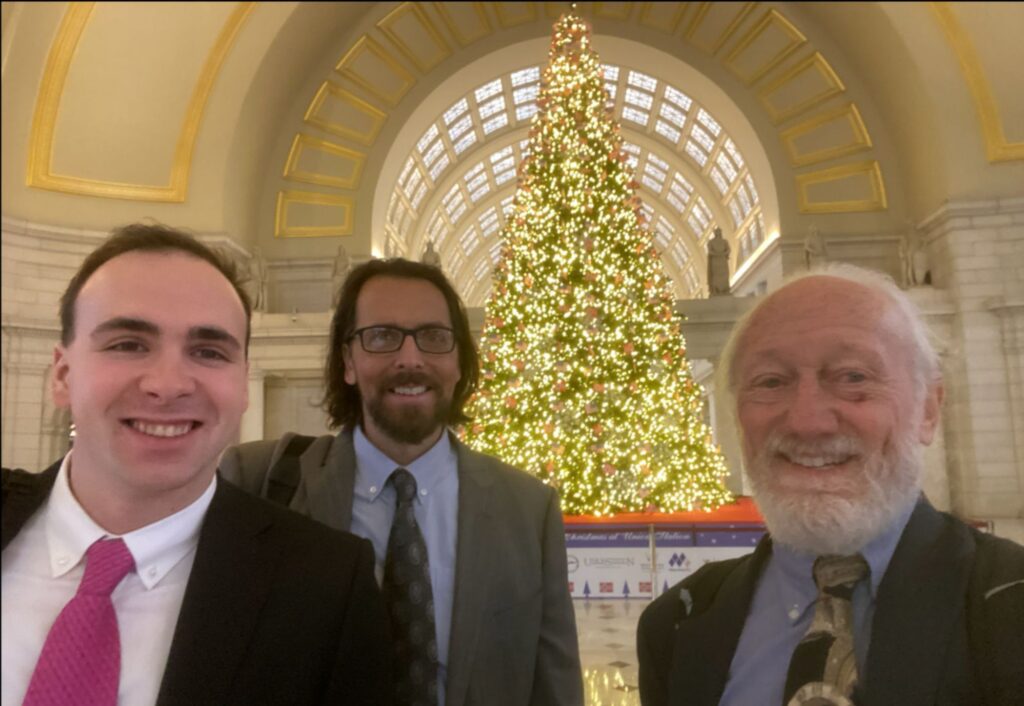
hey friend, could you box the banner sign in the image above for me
[565,525,764,599]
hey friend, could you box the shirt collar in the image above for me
[46,452,216,590]
[353,425,456,503]
[771,493,919,603]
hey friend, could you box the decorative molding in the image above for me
[432,2,492,47]
[275,190,354,238]
[492,3,537,28]
[758,52,845,124]
[636,2,689,34]
[304,82,388,146]
[26,2,254,202]
[795,160,887,213]
[931,2,1023,163]
[377,3,452,74]
[779,103,872,167]
[283,134,366,189]
[335,35,415,107]
[723,8,806,86]
[686,2,758,56]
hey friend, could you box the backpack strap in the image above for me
[965,531,1024,704]
[265,434,317,506]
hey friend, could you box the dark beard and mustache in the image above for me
[745,429,923,556]
[364,372,452,446]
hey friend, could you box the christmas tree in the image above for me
[461,9,732,516]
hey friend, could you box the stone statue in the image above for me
[706,227,731,296]
[249,247,269,312]
[804,225,826,270]
[331,244,352,308]
[421,240,442,269]
[904,223,931,286]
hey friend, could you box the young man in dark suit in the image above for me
[1,224,391,705]
[637,265,1024,706]
[221,258,583,706]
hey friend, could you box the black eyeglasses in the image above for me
[349,325,456,354]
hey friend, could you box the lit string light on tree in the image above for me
[461,8,732,516]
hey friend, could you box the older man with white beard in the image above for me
[637,265,1024,706]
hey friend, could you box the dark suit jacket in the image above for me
[637,499,1024,706]
[2,462,392,706]
[220,429,584,706]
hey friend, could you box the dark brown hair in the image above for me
[59,223,252,351]
[324,258,480,429]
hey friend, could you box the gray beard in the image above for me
[746,431,922,556]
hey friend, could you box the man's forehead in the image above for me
[738,276,911,359]
[356,276,451,322]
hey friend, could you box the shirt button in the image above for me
[148,567,158,578]
[369,485,378,494]
[420,489,428,496]
[788,607,801,621]
[56,556,68,567]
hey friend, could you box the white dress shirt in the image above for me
[1,454,216,706]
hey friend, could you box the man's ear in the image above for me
[917,380,945,445]
[342,343,356,385]
[52,345,71,409]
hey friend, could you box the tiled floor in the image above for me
[575,598,645,705]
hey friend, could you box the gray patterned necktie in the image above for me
[383,468,438,706]
[783,553,870,706]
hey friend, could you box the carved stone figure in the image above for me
[804,226,826,270]
[421,240,442,269]
[331,244,352,308]
[249,247,269,312]
[706,227,731,296]
[905,225,931,286]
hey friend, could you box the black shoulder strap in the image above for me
[265,435,317,506]
[965,530,1024,704]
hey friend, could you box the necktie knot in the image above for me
[389,468,418,503]
[79,538,135,597]
[812,554,869,595]
[23,538,133,706]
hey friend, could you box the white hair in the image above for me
[715,264,945,552]
[716,263,942,415]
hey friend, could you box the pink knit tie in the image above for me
[23,538,135,706]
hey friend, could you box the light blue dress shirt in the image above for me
[349,426,459,703]
[719,498,918,706]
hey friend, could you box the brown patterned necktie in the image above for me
[383,468,438,706]
[783,554,870,706]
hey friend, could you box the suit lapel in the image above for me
[670,538,770,706]
[444,439,497,706]
[2,461,60,550]
[156,480,282,705]
[302,431,356,531]
[862,500,974,705]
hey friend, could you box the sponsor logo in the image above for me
[584,557,636,568]
[668,552,690,570]
[639,581,652,593]
[599,582,613,593]
[567,555,579,573]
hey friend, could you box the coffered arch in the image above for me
[266,1,896,293]
[371,38,771,305]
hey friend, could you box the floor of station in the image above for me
[575,598,644,705]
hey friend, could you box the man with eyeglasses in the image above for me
[221,258,583,706]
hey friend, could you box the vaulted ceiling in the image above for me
[2,2,1021,302]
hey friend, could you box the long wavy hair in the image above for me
[323,258,480,429]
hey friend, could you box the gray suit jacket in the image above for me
[221,429,584,706]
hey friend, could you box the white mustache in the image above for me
[765,434,864,462]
